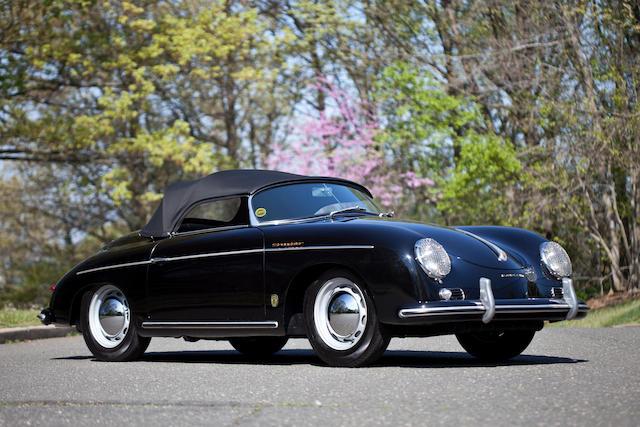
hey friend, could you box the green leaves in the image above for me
[438,132,523,225]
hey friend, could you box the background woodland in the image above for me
[1,0,639,307]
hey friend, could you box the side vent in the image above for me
[551,287,564,298]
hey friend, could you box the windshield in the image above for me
[251,183,380,223]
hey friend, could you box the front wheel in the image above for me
[80,284,150,361]
[456,329,536,361]
[304,269,390,367]
[229,336,288,358]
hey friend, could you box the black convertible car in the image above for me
[39,169,588,367]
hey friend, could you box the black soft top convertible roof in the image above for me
[140,169,371,237]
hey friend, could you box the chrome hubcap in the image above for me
[99,298,126,336]
[328,293,360,336]
[88,285,130,348]
[314,278,367,350]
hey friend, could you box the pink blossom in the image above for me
[266,77,434,208]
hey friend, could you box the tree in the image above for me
[267,76,433,210]
[0,0,300,294]
[366,0,640,293]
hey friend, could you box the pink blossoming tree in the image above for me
[267,77,434,209]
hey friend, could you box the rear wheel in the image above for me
[456,329,536,361]
[81,284,150,361]
[229,336,288,358]
[304,269,390,367]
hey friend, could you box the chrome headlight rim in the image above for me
[540,241,572,279]
[414,238,451,281]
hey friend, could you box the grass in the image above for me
[550,298,640,328]
[0,309,41,328]
[2,299,639,330]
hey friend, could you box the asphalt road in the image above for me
[1,327,638,426]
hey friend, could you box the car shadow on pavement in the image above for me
[373,350,587,368]
[55,349,586,368]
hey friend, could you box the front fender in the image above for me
[261,221,429,325]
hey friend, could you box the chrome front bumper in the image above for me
[398,278,589,323]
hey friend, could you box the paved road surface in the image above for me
[1,327,638,426]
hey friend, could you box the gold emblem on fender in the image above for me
[500,273,525,278]
[270,294,279,307]
[271,241,304,247]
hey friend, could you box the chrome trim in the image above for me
[399,305,484,317]
[479,278,495,323]
[456,228,508,262]
[562,277,579,320]
[248,193,259,226]
[170,224,249,238]
[398,303,590,319]
[153,248,264,263]
[154,246,373,263]
[76,260,152,275]
[265,245,374,252]
[252,217,324,227]
[141,321,278,329]
[77,245,375,275]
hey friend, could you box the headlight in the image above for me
[415,238,451,280]
[540,241,572,278]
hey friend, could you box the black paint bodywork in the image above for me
[46,191,587,340]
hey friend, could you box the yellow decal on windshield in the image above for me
[255,207,267,218]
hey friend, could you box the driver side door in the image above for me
[145,197,266,322]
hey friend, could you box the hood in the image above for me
[353,218,525,270]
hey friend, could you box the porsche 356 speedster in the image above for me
[39,169,589,367]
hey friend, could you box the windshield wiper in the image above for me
[328,207,373,220]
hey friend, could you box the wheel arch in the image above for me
[283,263,369,332]
[69,281,118,329]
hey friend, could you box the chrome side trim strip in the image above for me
[77,260,152,275]
[141,321,279,329]
[170,224,249,238]
[265,245,374,252]
[153,248,264,263]
[153,245,374,263]
[77,245,375,274]
[398,303,590,319]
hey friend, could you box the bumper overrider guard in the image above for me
[37,308,55,325]
[398,277,589,323]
